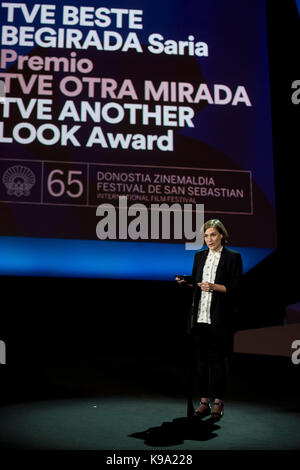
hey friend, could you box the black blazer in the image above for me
[186,246,243,337]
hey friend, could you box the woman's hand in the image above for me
[198,282,214,292]
[197,282,227,293]
[175,276,194,287]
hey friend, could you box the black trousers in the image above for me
[190,323,232,400]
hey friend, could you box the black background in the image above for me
[0,0,299,408]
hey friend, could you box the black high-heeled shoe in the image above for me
[194,401,211,418]
[211,401,224,420]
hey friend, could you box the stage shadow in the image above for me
[129,416,220,447]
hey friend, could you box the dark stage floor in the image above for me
[0,352,299,451]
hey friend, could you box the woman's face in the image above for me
[204,227,223,252]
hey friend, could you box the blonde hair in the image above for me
[203,219,229,245]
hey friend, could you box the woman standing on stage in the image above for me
[176,219,243,420]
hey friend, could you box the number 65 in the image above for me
[48,169,84,198]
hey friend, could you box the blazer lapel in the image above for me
[214,246,227,283]
[195,249,209,281]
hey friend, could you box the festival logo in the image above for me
[2,165,36,197]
